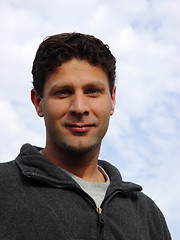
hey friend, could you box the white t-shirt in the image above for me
[62,166,110,208]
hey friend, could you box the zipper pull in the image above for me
[97,207,105,224]
[97,207,102,214]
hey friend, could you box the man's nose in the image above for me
[69,93,89,116]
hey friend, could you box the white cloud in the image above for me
[0,100,45,162]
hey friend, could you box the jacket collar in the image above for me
[98,160,142,196]
[15,143,142,194]
[15,143,77,187]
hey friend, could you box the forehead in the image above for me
[45,59,109,87]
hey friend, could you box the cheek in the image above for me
[97,111,111,140]
[93,99,113,118]
[94,105,112,130]
[42,100,68,120]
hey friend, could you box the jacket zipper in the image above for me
[96,192,119,240]
[97,207,105,240]
[96,189,137,240]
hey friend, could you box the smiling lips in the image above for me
[65,124,95,133]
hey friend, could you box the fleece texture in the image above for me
[0,144,171,240]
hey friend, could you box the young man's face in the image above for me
[32,59,116,155]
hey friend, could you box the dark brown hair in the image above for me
[32,32,116,97]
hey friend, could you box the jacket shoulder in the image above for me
[136,191,171,239]
[136,191,165,219]
[137,191,162,212]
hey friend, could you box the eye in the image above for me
[86,88,101,96]
[55,89,73,98]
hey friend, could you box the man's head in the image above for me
[31,33,116,158]
[32,32,116,97]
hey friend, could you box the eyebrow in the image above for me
[49,81,106,93]
[49,83,73,94]
[83,82,106,89]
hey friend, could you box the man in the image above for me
[0,33,171,239]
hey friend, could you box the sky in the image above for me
[0,0,179,238]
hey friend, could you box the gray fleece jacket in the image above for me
[0,144,171,240]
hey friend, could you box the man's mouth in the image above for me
[65,124,95,133]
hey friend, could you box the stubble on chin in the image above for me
[60,142,97,156]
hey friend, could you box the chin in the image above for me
[60,142,97,155]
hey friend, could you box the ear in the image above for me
[110,86,116,116]
[31,89,44,117]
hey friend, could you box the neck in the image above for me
[42,143,105,182]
